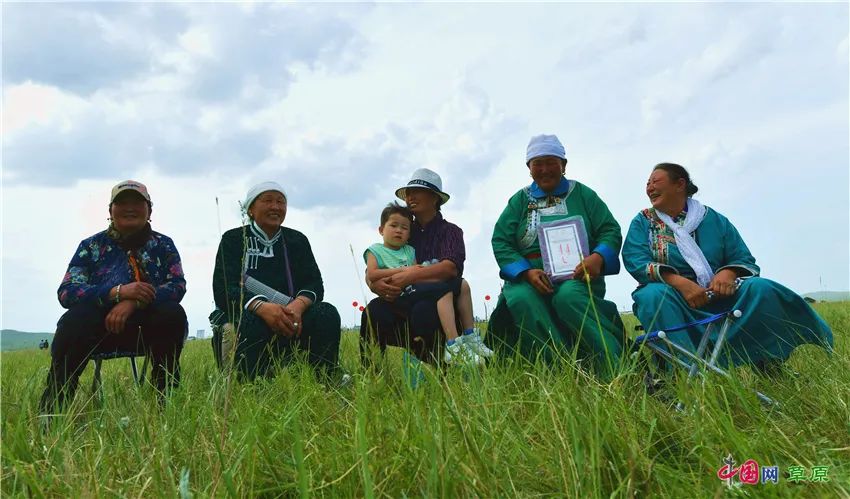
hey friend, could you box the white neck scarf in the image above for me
[654,198,713,287]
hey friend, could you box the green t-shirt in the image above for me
[364,243,416,269]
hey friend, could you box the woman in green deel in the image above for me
[487,135,625,375]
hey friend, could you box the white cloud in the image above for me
[1,2,847,333]
[2,82,87,137]
[179,28,216,60]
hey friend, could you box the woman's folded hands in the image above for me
[256,302,300,337]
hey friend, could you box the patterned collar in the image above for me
[528,177,570,198]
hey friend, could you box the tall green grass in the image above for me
[2,303,848,497]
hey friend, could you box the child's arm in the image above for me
[365,253,407,283]
[411,258,441,282]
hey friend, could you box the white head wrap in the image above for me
[243,181,287,214]
[526,134,567,163]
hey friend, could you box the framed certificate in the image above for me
[537,216,590,282]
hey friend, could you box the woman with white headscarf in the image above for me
[210,182,341,380]
[488,135,625,375]
[622,163,833,371]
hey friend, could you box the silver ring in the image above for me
[293,322,299,327]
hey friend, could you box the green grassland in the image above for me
[2,303,848,497]
[0,331,54,352]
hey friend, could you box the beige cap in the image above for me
[110,180,151,204]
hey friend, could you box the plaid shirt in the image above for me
[409,213,465,277]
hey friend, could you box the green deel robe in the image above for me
[622,206,833,367]
[487,177,625,373]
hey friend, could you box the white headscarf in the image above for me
[654,198,713,287]
[243,181,287,214]
[526,134,567,163]
[242,181,287,262]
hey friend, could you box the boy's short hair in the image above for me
[380,202,414,227]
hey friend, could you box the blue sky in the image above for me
[2,2,848,333]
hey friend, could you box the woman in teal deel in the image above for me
[622,163,833,371]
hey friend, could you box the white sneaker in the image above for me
[461,328,494,358]
[444,340,482,366]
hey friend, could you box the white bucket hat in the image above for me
[395,168,450,205]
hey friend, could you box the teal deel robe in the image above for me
[487,178,625,374]
[622,206,833,367]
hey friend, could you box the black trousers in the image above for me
[360,278,465,364]
[360,297,443,363]
[211,302,342,381]
[39,302,186,413]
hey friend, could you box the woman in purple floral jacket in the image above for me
[40,180,187,414]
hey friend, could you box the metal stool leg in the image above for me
[707,314,736,369]
[687,322,716,380]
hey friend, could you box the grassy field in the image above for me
[0,331,54,352]
[2,302,848,497]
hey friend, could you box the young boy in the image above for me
[364,203,491,365]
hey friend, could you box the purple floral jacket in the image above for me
[58,230,186,308]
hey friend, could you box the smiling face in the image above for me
[404,187,440,217]
[249,190,287,236]
[379,213,412,250]
[646,168,687,215]
[109,191,150,235]
[528,155,566,193]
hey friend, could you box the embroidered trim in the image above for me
[519,181,577,249]
[243,222,283,271]
[643,208,685,267]
[642,208,698,282]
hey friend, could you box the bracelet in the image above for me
[115,284,122,303]
[251,300,265,313]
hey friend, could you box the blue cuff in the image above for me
[500,259,532,281]
[593,243,620,275]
